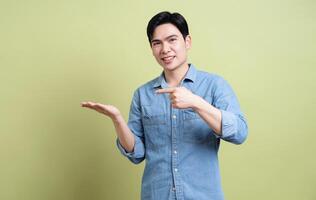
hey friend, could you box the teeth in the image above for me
[163,56,174,61]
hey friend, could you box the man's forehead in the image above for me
[151,34,179,42]
[152,24,182,40]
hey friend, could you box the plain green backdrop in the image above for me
[1,0,315,199]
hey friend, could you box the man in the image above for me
[81,11,248,200]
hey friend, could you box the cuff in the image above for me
[213,110,237,139]
[116,138,135,157]
[116,135,145,159]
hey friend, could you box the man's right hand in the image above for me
[81,101,121,120]
[81,101,135,152]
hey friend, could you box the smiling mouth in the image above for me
[161,56,175,62]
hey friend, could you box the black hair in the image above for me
[146,11,189,45]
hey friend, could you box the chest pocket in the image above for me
[141,105,166,126]
[141,105,167,148]
[183,108,199,120]
[182,96,215,144]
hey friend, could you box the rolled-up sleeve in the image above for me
[212,77,248,144]
[116,89,145,164]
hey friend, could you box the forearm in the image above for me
[111,115,135,152]
[191,95,222,135]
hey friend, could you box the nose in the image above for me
[161,43,171,54]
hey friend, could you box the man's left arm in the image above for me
[156,78,248,145]
[192,78,248,144]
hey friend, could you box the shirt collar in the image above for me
[152,63,197,88]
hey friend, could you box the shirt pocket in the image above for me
[183,108,199,120]
[141,105,166,126]
[141,105,167,148]
[142,114,166,126]
[182,108,213,143]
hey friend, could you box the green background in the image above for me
[1,0,315,199]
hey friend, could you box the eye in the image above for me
[152,42,161,47]
[169,38,177,42]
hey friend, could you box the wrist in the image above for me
[191,95,204,111]
[111,113,124,123]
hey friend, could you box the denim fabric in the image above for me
[116,64,248,200]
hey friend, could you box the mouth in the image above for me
[161,56,176,64]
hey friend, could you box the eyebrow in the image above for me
[151,34,179,43]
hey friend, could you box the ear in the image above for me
[149,43,155,56]
[185,35,192,49]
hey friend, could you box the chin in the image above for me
[161,63,180,71]
[162,66,176,72]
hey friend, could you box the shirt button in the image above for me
[172,115,176,119]
[174,150,177,154]
[174,168,178,172]
[172,187,176,191]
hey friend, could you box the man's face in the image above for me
[150,23,191,72]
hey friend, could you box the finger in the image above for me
[94,103,106,109]
[155,87,176,94]
[171,98,180,105]
[82,102,97,108]
[169,95,177,101]
[82,102,92,106]
[171,103,178,109]
[82,101,93,105]
[82,104,94,109]
[81,102,91,107]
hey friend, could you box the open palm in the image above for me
[81,101,120,119]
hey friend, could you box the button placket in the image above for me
[171,107,180,196]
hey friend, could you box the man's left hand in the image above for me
[155,87,200,109]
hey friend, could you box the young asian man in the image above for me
[81,11,248,200]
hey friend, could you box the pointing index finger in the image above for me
[155,87,176,94]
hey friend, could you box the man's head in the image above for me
[147,11,192,72]
[147,11,189,45]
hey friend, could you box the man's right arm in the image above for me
[111,114,135,153]
[81,89,145,164]
[115,89,146,164]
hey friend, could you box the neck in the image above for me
[164,62,190,87]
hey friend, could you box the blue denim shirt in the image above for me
[116,64,248,200]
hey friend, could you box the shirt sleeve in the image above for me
[116,88,145,164]
[212,76,248,144]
